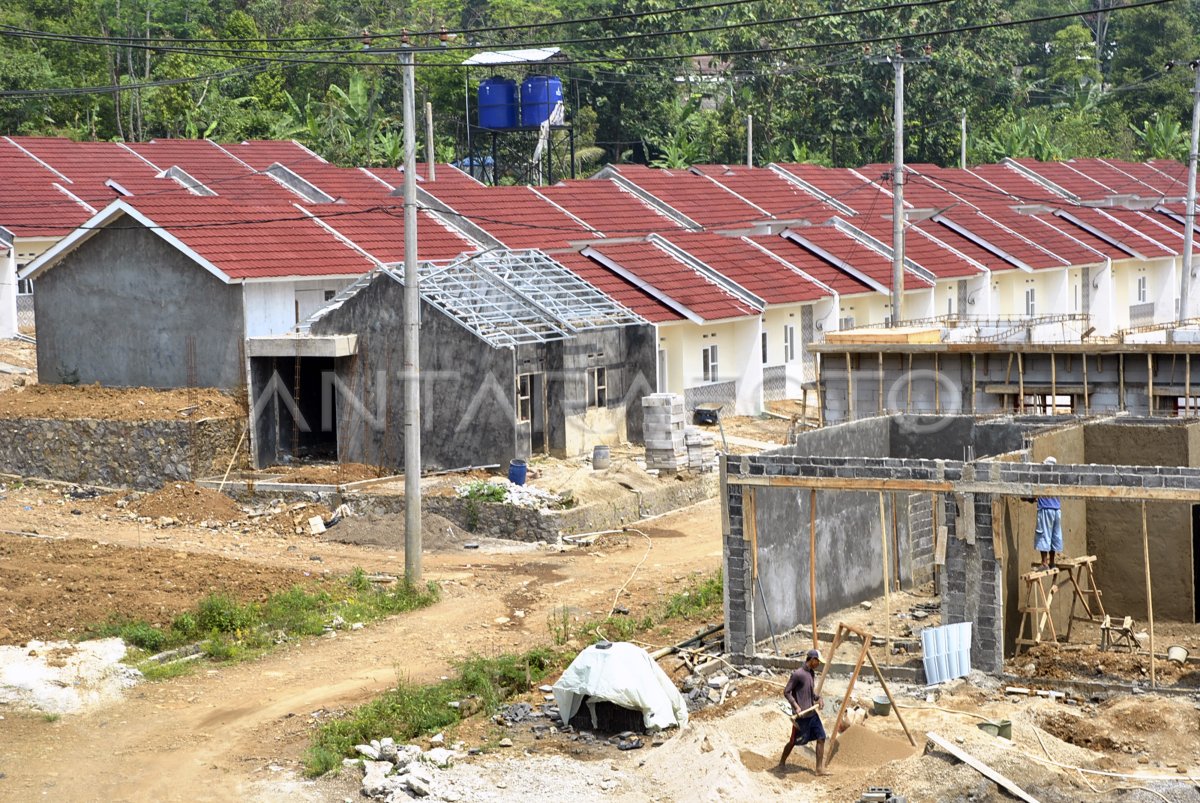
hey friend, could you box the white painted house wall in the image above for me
[0,239,15,338]
[657,316,764,414]
[242,278,353,337]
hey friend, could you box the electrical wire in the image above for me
[0,0,1182,96]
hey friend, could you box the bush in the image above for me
[195,593,256,634]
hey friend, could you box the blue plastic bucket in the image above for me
[508,458,528,486]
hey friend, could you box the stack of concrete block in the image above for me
[642,393,686,471]
[684,426,718,472]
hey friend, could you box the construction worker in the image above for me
[1024,455,1062,570]
[778,649,829,776]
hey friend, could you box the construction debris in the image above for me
[684,427,718,472]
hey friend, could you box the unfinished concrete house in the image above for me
[723,413,1200,684]
[247,249,654,470]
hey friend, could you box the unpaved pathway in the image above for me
[0,500,722,802]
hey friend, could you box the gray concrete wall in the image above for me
[786,415,891,458]
[942,491,1004,673]
[306,273,519,471]
[1084,422,1193,621]
[34,224,244,388]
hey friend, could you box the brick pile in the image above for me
[684,426,717,472]
[642,393,686,471]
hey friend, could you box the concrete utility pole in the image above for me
[425,101,436,182]
[1174,59,1200,322]
[401,44,423,583]
[870,46,930,328]
[746,114,753,168]
[960,109,967,170]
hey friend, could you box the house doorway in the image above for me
[519,372,547,454]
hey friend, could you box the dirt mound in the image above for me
[0,384,241,421]
[1008,643,1200,687]
[131,482,244,523]
[1039,710,1127,752]
[322,512,471,551]
[269,463,389,485]
[0,534,320,645]
[827,721,922,767]
[259,502,333,535]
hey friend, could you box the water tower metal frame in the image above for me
[461,47,576,186]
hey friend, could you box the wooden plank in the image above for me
[1148,353,1154,416]
[1119,353,1125,412]
[1017,352,1025,414]
[935,525,949,565]
[746,489,758,580]
[1082,354,1089,416]
[971,353,977,414]
[1050,352,1056,413]
[906,353,913,412]
[1187,354,1192,417]
[878,352,885,413]
[809,488,818,651]
[1142,500,1156,688]
[925,733,1041,803]
[727,475,1200,502]
[891,492,901,592]
[879,493,891,664]
[847,352,854,420]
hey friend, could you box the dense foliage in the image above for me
[1,1,1198,174]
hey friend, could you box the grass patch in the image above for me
[554,569,724,645]
[86,572,439,675]
[304,646,568,776]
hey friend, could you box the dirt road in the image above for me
[0,499,722,802]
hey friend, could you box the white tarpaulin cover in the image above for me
[461,47,562,67]
[553,642,689,731]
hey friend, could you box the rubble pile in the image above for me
[454,479,564,511]
[352,740,453,800]
[642,393,687,471]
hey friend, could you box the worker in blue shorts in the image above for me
[1024,455,1062,570]
[778,649,829,776]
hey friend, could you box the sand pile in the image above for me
[131,482,243,523]
[639,724,758,802]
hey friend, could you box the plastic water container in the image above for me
[520,75,563,127]
[478,77,518,129]
[592,444,611,470]
[508,458,527,486]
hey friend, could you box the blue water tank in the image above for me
[478,77,518,129]
[520,75,563,127]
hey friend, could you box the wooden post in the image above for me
[971,353,977,414]
[906,353,913,412]
[825,639,870,763]
[1119,353,1126,412]
[1147,353,1154,416]
[1187,354,1192,417]
[878,352,885,413]
[891,492,901,592]
[815,626,845,696]
[1142,500,1156,688]
[1082,354,1089,416]
[1050,352,1057,414]
[879,492,891,663]
[816,354,825,427]
[746,489,758,581]
[846,352,854,420]
[809,488,818,650]
[1016,352,1025,414]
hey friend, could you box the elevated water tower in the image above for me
[460,48,575,186]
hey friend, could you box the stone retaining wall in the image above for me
[0,416,245,490]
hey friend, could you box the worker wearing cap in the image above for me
[1024,456,1062,570]
[778,649,829,776]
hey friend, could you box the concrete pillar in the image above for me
[733,317,764,414]
[1091,259,1115,336]
[0,238,15,339]
[965,272,992,318]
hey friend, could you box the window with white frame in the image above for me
[1025,287,1036,317]
[586,367,607,408]
[516,374,532,422]
[783,325,796,362]
[702,345,719,382]
[17,278,33,295]
[1137,276,1147,304]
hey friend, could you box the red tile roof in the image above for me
[1050,207,1176,259]
[0,140,96,237]
[654,231,830,303]
[583,238,761,321]
[769,163,889,215]
[700,166,845,221]
[783,224,933,290]
[742,235,875,296]
[4,136,164,203]
[125,139,291,201]
[536,180,687,236]
[848,216,983,279]
[553,250,683,323]
[605,165,770,228]
[120,197,378,279]
[422,183,597,250]
[1004,158,1115,201]
[311,204,478,263]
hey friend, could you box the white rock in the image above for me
[356,744,381,760]
[498,738,514,748]
[361,760,394,797]
[379,742,399,762]
[429,732,445,745]
[707,674,729,689]
[405,775,431,797]
[331,615,347,630]
[422,747,457,768]
[393,744,422,769]
[351,622,365,630]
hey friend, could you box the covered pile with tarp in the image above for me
[552,641,689,732]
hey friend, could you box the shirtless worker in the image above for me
[778,649,829,775]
